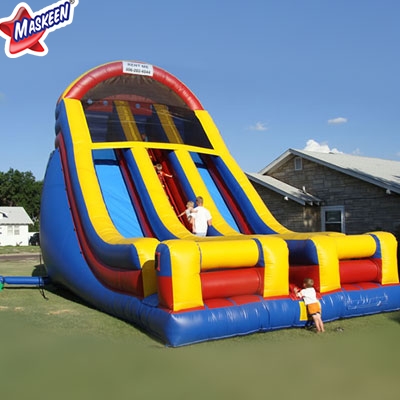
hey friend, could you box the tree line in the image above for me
[0,168,43,232]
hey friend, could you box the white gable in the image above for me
[0,207,33,225]
[0,207,33,246]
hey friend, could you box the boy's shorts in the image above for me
[306,302,321,316]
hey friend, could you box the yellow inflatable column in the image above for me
[369,232,399,284]
[310,236,341,293]
[255,236,289,297]
[157,240,203,312]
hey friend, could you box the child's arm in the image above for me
[178,210,187,217]
[293,287,302,298]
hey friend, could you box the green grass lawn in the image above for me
[1,255,400,400]
[0,245,41,254]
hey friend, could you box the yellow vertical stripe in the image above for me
[299,302,308,321]
[153,104,183,144]
[114,101,141,141]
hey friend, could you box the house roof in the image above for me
[246,173,323,205]
[0,207,33,225]
[258,149,400,195]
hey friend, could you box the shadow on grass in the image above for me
[387,310,400,324]
[3,261,95,307]
[32,263,47,277]
[43,282,96,309]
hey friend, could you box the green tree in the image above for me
[0,168,43,231]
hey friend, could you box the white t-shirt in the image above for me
[192,206,211,235]
[299,287,318,305]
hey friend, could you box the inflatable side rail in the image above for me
[288,232,399,293]
[154,231,399,313]
[155,236,289,312]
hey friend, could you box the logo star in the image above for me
[0,4,47,58]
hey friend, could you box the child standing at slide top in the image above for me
[294,278,325,333]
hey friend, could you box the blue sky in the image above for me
[1,0,399,180]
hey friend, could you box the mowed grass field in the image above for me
[1,249,400,400]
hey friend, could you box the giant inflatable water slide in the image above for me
[40,61,400,346]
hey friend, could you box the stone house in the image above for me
[0,207,33,246]
[246,149,400,236]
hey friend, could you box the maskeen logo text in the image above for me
[0,0,79,58]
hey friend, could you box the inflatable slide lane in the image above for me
[40,61,400,346]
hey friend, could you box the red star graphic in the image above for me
[0,5,46,57]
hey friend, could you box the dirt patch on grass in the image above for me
[47,309,76,315]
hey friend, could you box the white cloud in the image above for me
[303,139,342,154]
[328,117,348,125]
[248,122,268,131]
[0,92,5,103]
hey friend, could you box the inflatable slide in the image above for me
[40,61,400,346]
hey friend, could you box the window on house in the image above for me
[294,157,302,171]
[7,225,20,235]
[321,206,345,233]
